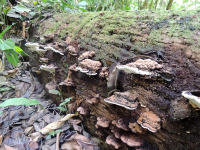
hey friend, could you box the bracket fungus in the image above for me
[77,107,87,115]
[78,51,95,61]
[40,64,58,74]
[137,111,161,132]
[117,59,162,76]
[106,135,122,149]
[104,91,139,110]
[182,91,200,109]
[25,42,47,56]
[95,117,110,128]
[44,46,64,55]
[76,59,102,75]
[66,45,77,56]
[99,67,109,80]
[121,134,144,148]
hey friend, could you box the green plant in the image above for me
[0,25,29,67]
[57,97,72,112]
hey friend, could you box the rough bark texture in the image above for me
[28,10,200,150]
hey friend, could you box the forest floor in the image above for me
[0,64,99,150]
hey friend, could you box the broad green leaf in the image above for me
[0,39,15,50]
[65,97,72,102]
[5,49,19,67]
[77,1,88,7]
[7,9,21,18]
[14,5,31,13]
[0,111,3,115]
[49,130,55,136]
[55,130,62,134]
[15,46,29,56]
[49,89,60,95]
[59,101,67,106]
[0,25,12,39]
[57,106,66,111]
[41,0,47,2]
[0,98,40,107]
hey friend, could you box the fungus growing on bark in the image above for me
[121,134,144,148]
[95,117,110,128]
[86,98,98,104]
[76,59,102,75]
[128,122,146,134]
[44,46,64,55]
[67,45,77,56]
[99,67,109,80]
[40,64,58,74]
[78,51,95,61]
[104,91,139,110]
[63,78,75,87]
[68,64,78,72]
[117,59,162,75]
[182,91,200,109]
[25,42,47,56]
[77,107,87,115]
[112,119,129,131]
[137,111,161,132]
[110,125,121,139]
[106,135,122,149]
[43,33,54,42]
[39,58,49,63]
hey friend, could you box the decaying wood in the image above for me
[27,10,200,149]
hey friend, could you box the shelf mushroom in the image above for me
[78,51,95,61]
[106,135,122,149]
[182,91,200,109]
[137,111,161,132]
[104,91,139,110]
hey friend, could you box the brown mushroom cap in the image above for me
[95,117,110,128]
[67,45,77,55]
[63,78,75,87]
[78,51,95,61]
[104,91,139,110]
[121,134,144,147]
[77,107,87,115]
[137,111,161,132]
[99,67,109,79]
[76,59,102,75]
[106,135,122,149]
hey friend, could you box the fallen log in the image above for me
[27,10,200,150]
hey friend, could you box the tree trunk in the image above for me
[30,10,200,150]
[166,0,174,10]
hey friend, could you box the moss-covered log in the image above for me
[29,10,200,150]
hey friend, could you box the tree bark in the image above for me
[166,0,174,10]
[31,10,200,150]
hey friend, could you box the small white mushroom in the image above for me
[40,65,57,74]
[25,42,47,56]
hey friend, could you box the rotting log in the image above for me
[27,10,200,150]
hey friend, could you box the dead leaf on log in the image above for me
[61,140,81,150]
[40,113,78,135]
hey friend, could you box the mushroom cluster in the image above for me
[104,91,139,110]
[76,59,102,75]
[99,67,109,80]
[66,45,77,56]
[182,90,200,109]
[78,51,95,61]
[40,64,58,74]
[95,117,110,128]
[25,43,47,56]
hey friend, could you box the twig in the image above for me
[56,132,60,150]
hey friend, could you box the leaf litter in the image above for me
[0,59,99,150]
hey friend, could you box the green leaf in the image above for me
[41,0,47,2]
[0,98,41,107]
[0,39,15,50]
[0,111,3,115]
[57,106,66,111]
[65,97,72,102]
[15,46,29,56]
[59,101,67,106]
[46,135,51,140]
[55,130,62,134]
[14,5,31,13]
[0,25,12,39]
[49,130,55,136]
[5,49,19,67]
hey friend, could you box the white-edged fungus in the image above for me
[76,59,102,76]
[137,111,161,132]
[95,117,110,128]
[66,45,77,56]
[44,46,64,55]
[40,64,58,74]
[25,42,47,56]
[182,91,200,109]
[104,91,139,110]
